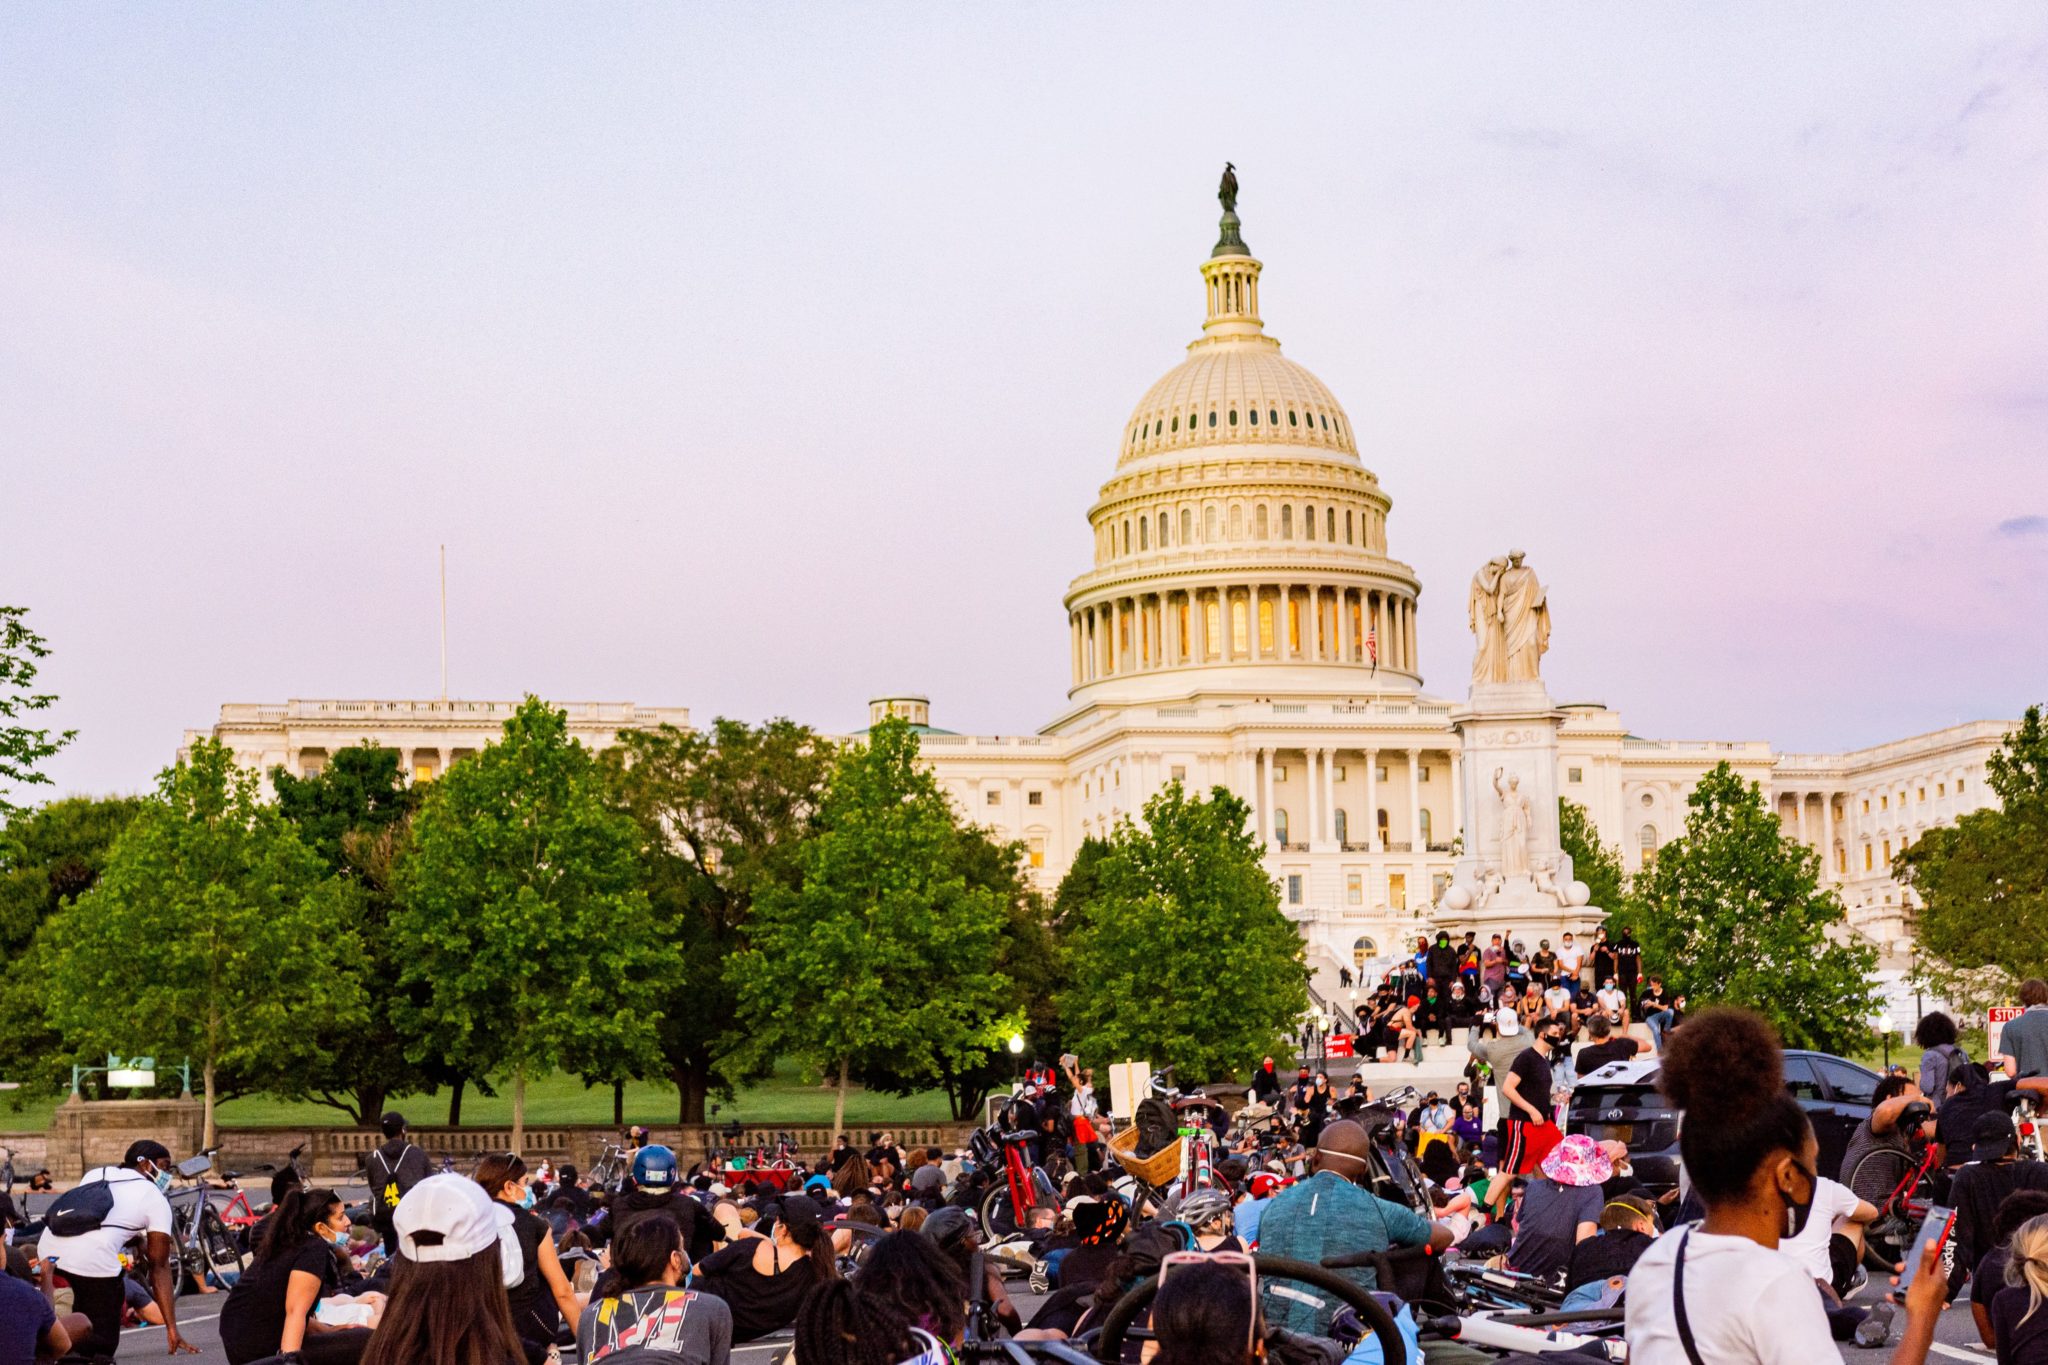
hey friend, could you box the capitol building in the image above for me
[187,188,2010,994]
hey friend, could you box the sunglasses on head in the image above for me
[1159,1249,1258,1351]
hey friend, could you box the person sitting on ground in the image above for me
[1776,1169,1882,1342]
[921,1205,1024,1337]
[576,1214,731,1365]
[1575,1014,1650,1078]
[1623,1007,1946,1359]
[848,1228,966,1351]
[605,1145,721,1273]
[1840,1073,1934,1204]
[1176,1189,1241,1253]
[692,1194,836,1343]
[1254,1118,1452,1336]
[360,1175,528,1365]
[474,1152,582,1362]
[1950,1111,2048,1302]
[1505,1134,1609,1279]
[220,1186,381,1365]
[1561,1194,1658,1306]
[3,1246,85,1363]
[1972,1189,2048,1352]
[1150,1258,1267,1365]
[1937,1062,2007,1172]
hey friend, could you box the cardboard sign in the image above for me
[1108,1060,1151,1119]
[1990,1006,2024,1057]
[1326,1034,1355,1058]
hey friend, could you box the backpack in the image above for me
[367,1143,414,1218]
[1134,1098,1179,1159]
[44,1178,117,1237]
[1927,1042,1968,1095]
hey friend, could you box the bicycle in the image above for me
[1845,1103,1940,1271]
[974,1123,1056,1240]
[162,1150,248,1292]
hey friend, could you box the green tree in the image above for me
[0,795,146,1096]
[732,717,1021,1135]
[1630,763,1877,1053]
[0,607,75,817]
[858,824,1062,1118]
[1058,783,1309,1081]
[393,697,667,1152]
[1558,798,1628,913]
[1052,836,1113,927]
[1902,705,2048,993]
[43,741,367,1144]
[269,746,432,1125]
[601,718,834,1123]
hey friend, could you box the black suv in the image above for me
[1566,1049,1883,1191]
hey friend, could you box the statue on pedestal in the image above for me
[1494,767,1532,880]
[1468,549,1551,685]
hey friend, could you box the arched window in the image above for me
[1248,408,1259,426]
[1122,520,1130,554]
[1377,808,1390,841]
[1639,824,1660,868]
[1326,507,1337,541]
[1288,409,1298,426]
[1345,510,1354,544]
[1419,809,1433,845]
[1182,507,1194,544]
[1208,410,1217,428]
[1158,512,1168,546]
[1255,504,1269,539]
[1281,505,1293,538]
[1352,936,1377,969]
[1303,505,1316,541]
[1204,505,1218,541]
[1274,809,1290,844]
[1269,408,1279,425]
[1258,594,1275,652]
[1334,808,1349,843]
[1170,415,1179,432]
[1228,409,1238,426]
[1138,518,1148,550]
[1321,414,1329,430]
[1229,503,1244,539]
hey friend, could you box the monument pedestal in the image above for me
[1442,681,1605,941]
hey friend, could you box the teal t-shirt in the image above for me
[1254,1169,1433,1336]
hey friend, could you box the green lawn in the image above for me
[0,1062,957,1132]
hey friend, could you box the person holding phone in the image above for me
[1623,1007,1948,1362]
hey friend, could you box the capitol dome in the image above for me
[1061,177,1422,706]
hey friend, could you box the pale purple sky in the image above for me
[5,6,2046,800]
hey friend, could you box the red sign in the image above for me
[1326,1034,1355,1058]
[1990,1006,2024,1055]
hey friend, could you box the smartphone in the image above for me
[1897,1205,1957,1294]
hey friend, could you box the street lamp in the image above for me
[1875,1012,1895,1070]
[1008,1034,1025,1055]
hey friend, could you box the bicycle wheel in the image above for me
[198,1207,246,1287]
[980,1186,1019,1240]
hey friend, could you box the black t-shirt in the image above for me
[219,1234,342,1365]
[1529,951,1558,981]
[1952,1160,2048,1277]
[1936,1088,2003,1169]
[1613,941,1641,983]
[610,1189,717,1264]
[1564,1227,1655,1291]
[1508,1048,1554,1121]
[1992,1283,2048,1364]
[1575,1039,1638,1077]
[1592,945,1617,982]
[694,1241,822,1342]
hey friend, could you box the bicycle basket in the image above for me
[1108,1124,1183,1186]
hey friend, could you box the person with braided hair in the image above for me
[1623,1006,1948,1362]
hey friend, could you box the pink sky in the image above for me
[4,6,2045,798]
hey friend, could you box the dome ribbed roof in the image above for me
[1119,342,1356,467]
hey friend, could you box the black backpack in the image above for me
[1134,1098,1179,1158]
[44,1179,117,1237]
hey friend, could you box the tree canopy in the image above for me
[1558,798,1627,915]
[732,717,1021,1133]
[1629,763,1877,1053]
[602,718,833,1122]
[393,698,668,1152]
[1902,705,2048,1001]
[43,741,366,1144]
[0,607,75,817]
[1058,783,1308,1082]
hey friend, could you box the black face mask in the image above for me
[1784,1158,1817,1239]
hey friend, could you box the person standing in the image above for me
[36,1139,194,1359]
[1481,934,1508,999]
[1501,1017,1567,1175]
[1426,932,1459,991]
[2001,980,2048,1082]
[1613,927,1642,1003]
[1555,932,1584,1004]
[365,1111,430,1255]
[1590,929,1616,996]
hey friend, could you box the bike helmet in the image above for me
[803,1174,833,1196]
[1172,1188,1233,1229]
[630,1144,679,1191]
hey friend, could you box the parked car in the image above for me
[1566,1049,1882,1192]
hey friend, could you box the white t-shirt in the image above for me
[1777,1177,1864,1282]
[1556,943,1584,975]
[1597,987,1626,1023]
[38,1167,174,1278]
[1625,1226,1836,1364]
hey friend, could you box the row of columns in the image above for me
[1235,743,1460,852]
[1071,583,1417,685]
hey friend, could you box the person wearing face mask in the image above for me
[1624,1006,1948,1363]
[474,1152,583,1363]
[1252,1119,1453,1337]
[1499,1016,1568,1178]
[220,1187,381,1364]
[36,1138,194,1359]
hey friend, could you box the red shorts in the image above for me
[1504,1118,1562,1174]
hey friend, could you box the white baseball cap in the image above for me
[393,1174,520,1285]
[1496,1007,1521,1037]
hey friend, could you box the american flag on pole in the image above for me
[1366,622,1378,674]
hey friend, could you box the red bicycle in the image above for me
[1846,1106,1940,1271]
[973,1121,1055,1240]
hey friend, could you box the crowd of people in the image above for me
[17,983,2048,1365]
